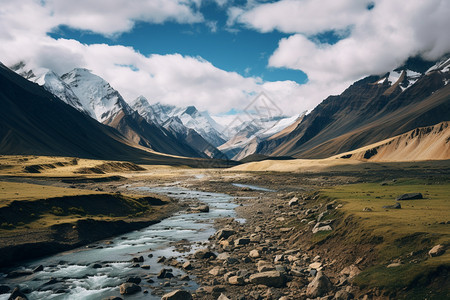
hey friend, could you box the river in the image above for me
[0,185,242,299]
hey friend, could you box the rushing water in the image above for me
[0,186,239,300]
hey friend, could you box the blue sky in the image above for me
[49,1,311,85]
[1,0,449,117]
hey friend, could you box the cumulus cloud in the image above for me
[230,0,450,106]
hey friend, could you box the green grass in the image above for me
[321,178,450,297]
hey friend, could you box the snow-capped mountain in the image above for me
[61,68,133,122]
[10,62,90,116]
[219,114,302,160]
[131,96,227,159]
[131,97,227,147]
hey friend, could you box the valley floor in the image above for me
[0,156,449,299]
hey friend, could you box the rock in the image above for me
[257,260,275,272]
[217,293,230,300]
[6,270,33,278]
[215,229,236,240]
[340,265,361,279]
[132,256,144,263]
[234,238,250,246]
[180,275,190,281]
[216,253,230,260]
[126,276,141,284]
[8,287,28,300]
[161,289,193,300]
[33,265,44,273]
[157,256,166,263]
[289,197,299,206]
[103,297,123,300]
[228,275,245,285]
[396,193,423,200]
[92,263,102,269]
[194,249,216,259]
[249,249,260,258]
[249,271,286,287]
[429,244,445,257]
[306,271,333,298]
[362,207,373,212]
[309,262,322,270]
[0,285,10,294]
[157,268,174,279]
[387,262,402,268]
[334,289,352,300]
[382,203,401,209]
[209,267,225,276]
[119,283,141,295]
[274,254,284,263]
[182,261,193,270]
[196,205,210,213]
[141,265,151,270]
[312,224,332,234]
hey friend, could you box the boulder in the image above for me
[209,267,225,276]
[126,276,141,284]
[217,294,230,300]
[195,205,210,213]
[161,289,193,300]
[306,271,333,298]
[249,250,260,258]
[257,261,275,272]
[289,197,299,206]
[33,265,44,273]
[234,238,250,246]
[215,229,236,240]
[157,268,174,279]
[340,264,361,279]
[334,289,352,300]
[119,283,141,295]
[103,297,123,300]
[8,287,27,299]
[228,275,245,285]
[382,203,401,209]
[182,261,193,270]
[132,256,144,263]
[428,244,445,257]
[249,271,286,287]
[194,249,216,259]
[312,225,332,234]
[396,193,423,200]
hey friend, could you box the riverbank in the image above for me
[0,181,178,268]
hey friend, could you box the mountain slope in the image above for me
[131,96,226,158]
[0,62,219,166]
[337,121,450,162]
[264,56,450,158]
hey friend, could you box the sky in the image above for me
[0,0,449,120]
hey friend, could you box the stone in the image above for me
[289,197,299,206]
[103,297,123,300]
[217,293,230,300]
[182,261,193,270]
[196,205,210,213]
[132,256,144,263]
[157,268,174,279]
[362,207,373,212]
[209,267,225,276]
[216,253,230,260]
[8,287,27,300]
[396,193,423,200]
[92,263,102,269]
[194,249,216,259]
[274,254,284,263]
[234,238,250,246]
[228,275,245,285]
[126,276,141,284]
[306,271,332,298]
[382,203,401,209]
[309,262,322,270]
[141,265,150,270]
[340,265,361,279]
[33,265,44,273]
[387,262,402,268]
[180,275,190,281]
[429,244,445,257]
[119,283,141,295]
[249,271,286,287]
[312,225,332,234]
[0,285,10,294]
[249,249,260,258]
[215,229,236,240]
[161,289,193,300]
[257,260,275,272]
[334,289,352,300]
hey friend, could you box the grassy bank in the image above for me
[0,181,175,267]
[320,178,450,299]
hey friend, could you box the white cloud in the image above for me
[230,0,450,109]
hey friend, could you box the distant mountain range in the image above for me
[3,54,449,164]
[251,56,450,159]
